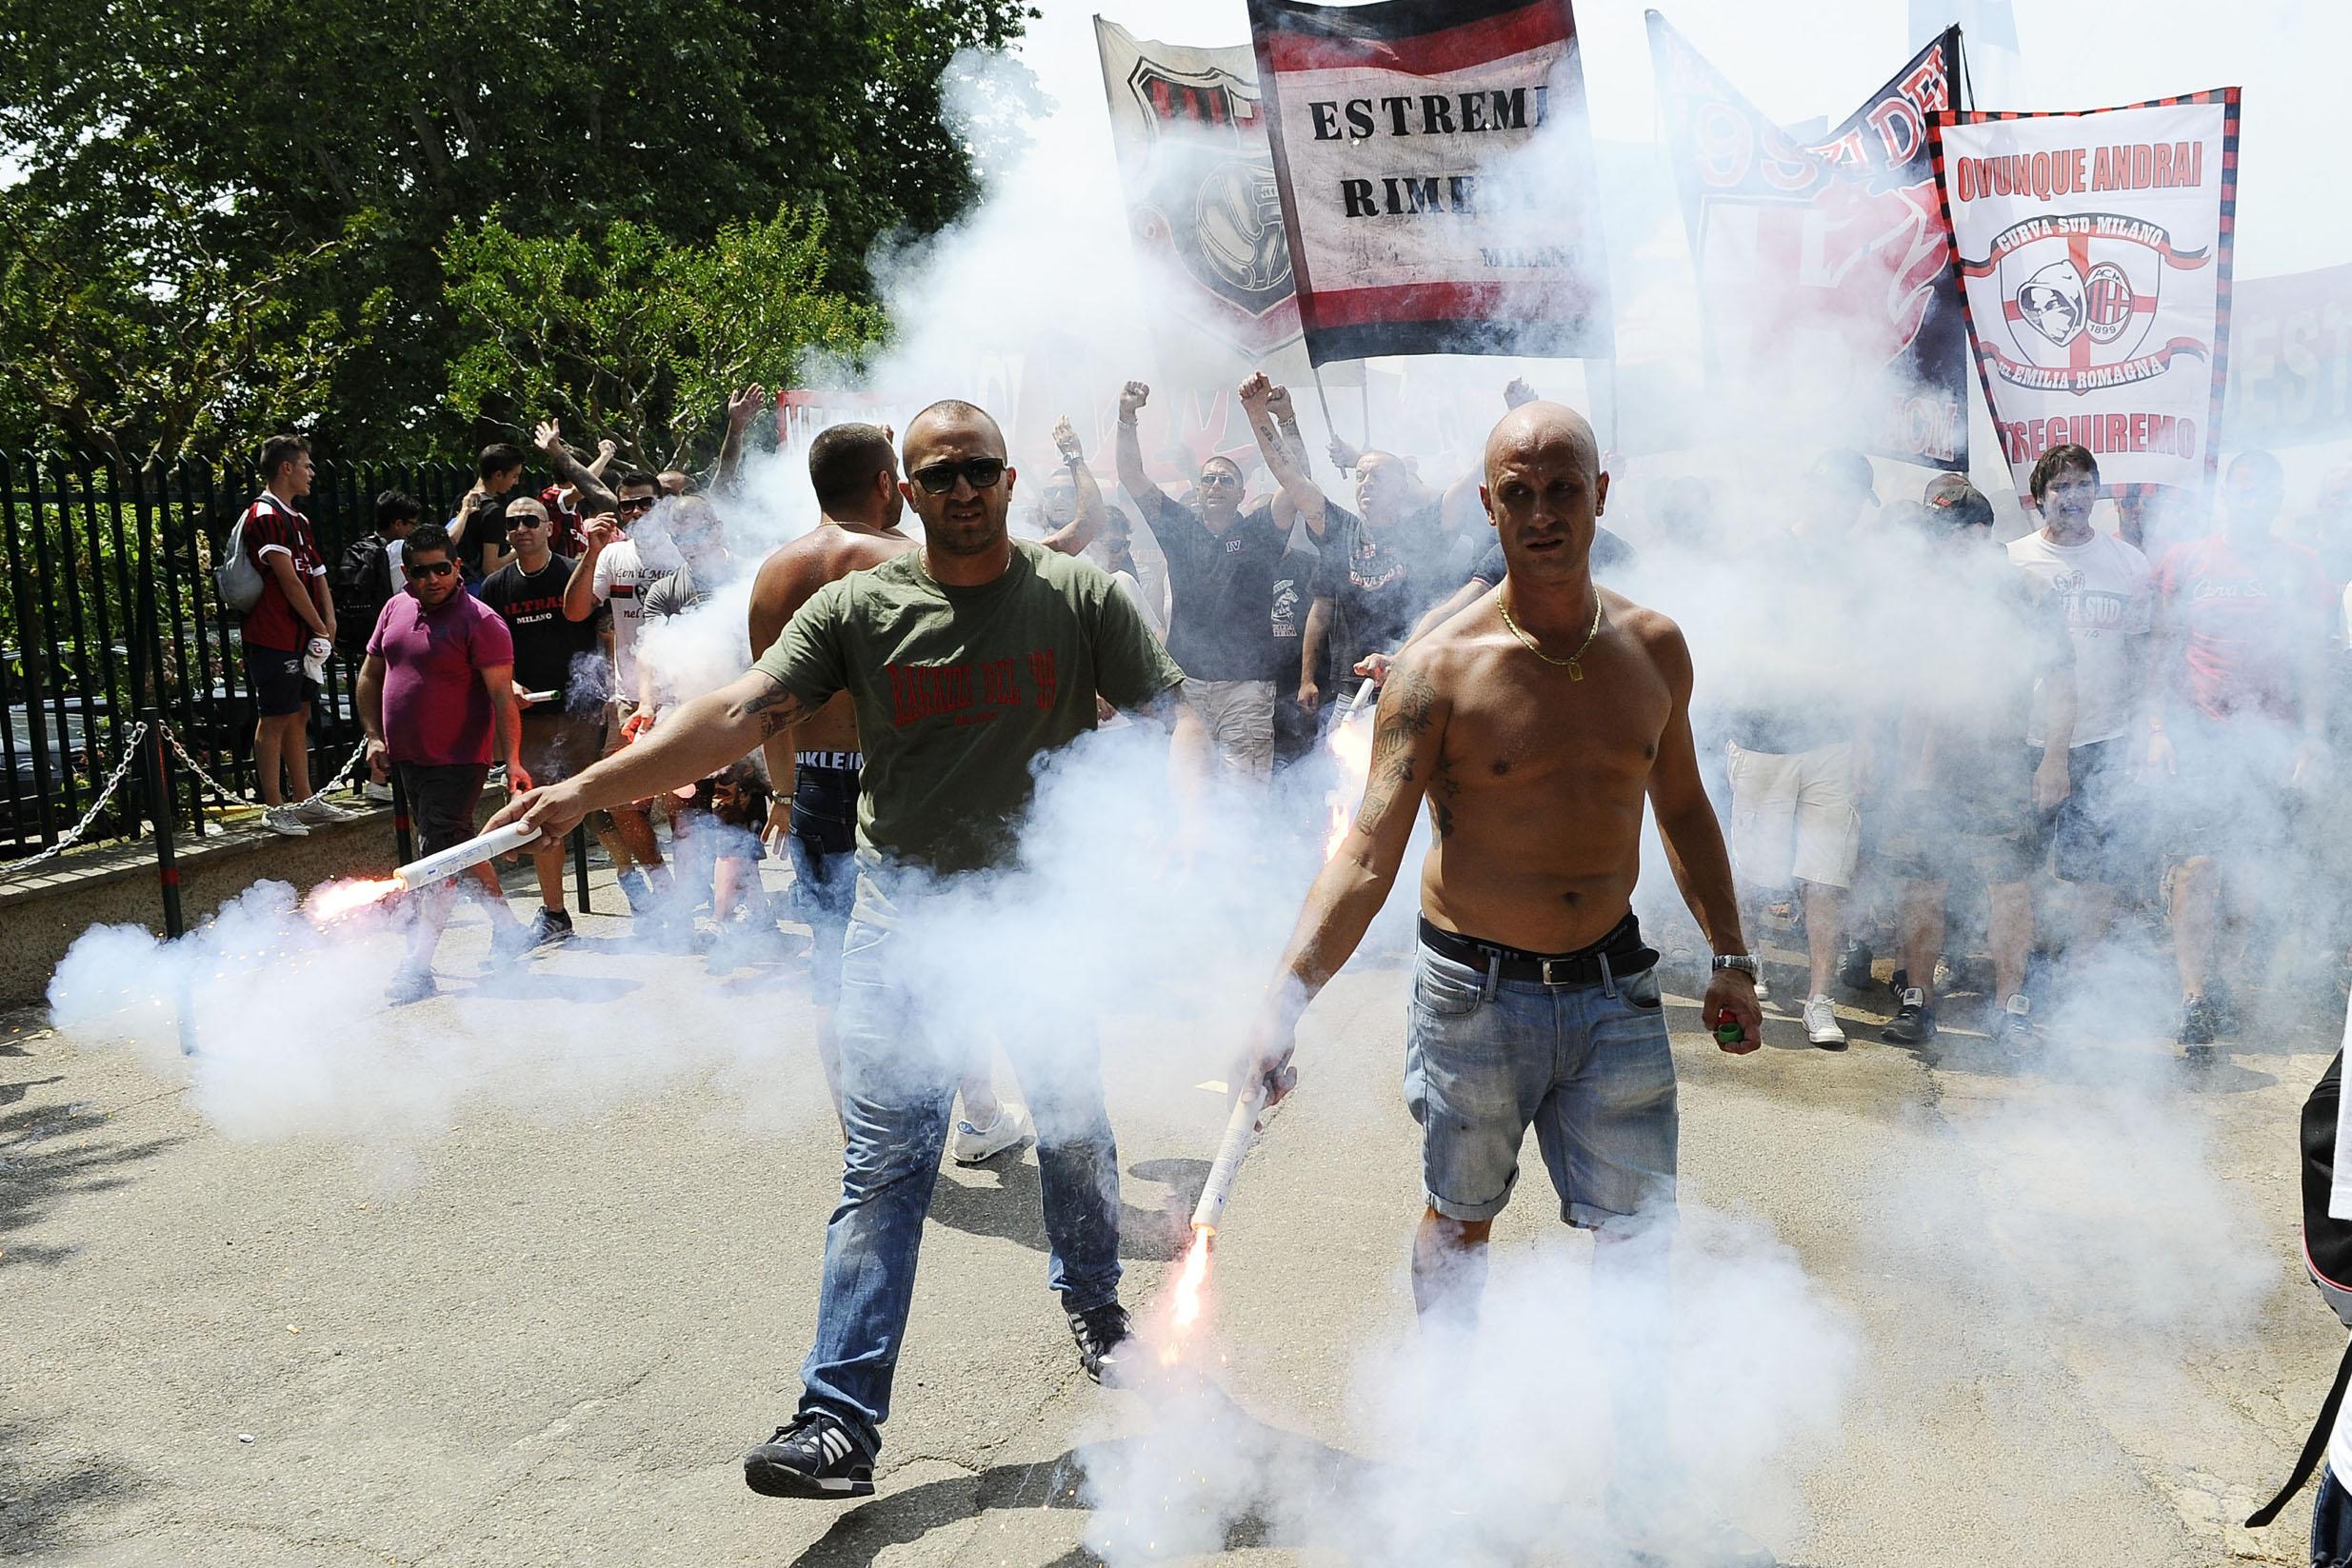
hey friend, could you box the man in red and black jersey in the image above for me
[240,434,357,837]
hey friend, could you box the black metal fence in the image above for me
[1,448,474,857]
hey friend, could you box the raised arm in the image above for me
[533,420,618,513]
[1237,654,1449,1100]
[1239,372,1327,535]
[1641,619,1761,1052]
[716,384,765,492]
[1039,416,1112,557]
[1113,381,1163,506]
[563,514,616,623]
[587,438,618,481]
[486,668,818,844]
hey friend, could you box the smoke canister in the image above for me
[392,821,540,892]
[1713,1009,1747,1046]
[1189,1082,1269,1236]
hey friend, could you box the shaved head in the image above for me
[906,400,1007,466]
[1483,402,1600,491]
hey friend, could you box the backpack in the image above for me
[332,533,392,660]
[214,495,283,614]
[2247,1046,2352,1526]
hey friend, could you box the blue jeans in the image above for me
[1405,943,1679,1228]
[2319,1464,2352,1568]
[796,916,1123,1457]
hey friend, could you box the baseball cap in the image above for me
[1922,472,1994,528]
[1807,448,1879,505]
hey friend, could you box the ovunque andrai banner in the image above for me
[1647,13,1968,471]
[1244,0,1612,366]
[1931,90,2240,498]
[1094,18,1304,368]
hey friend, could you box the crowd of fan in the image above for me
[225,381,2351,1048]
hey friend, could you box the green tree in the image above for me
[444,205,880,467]
[0,0,1036,457]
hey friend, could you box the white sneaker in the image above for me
[1803,995,1847,1050]
[295,797,360,824]
[950,1102,1032,1164]
[262,805,310,837]
[1754,973,1773,1006]
[363,781,394,804]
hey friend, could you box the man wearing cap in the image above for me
[1879,476,2079,1045]
[1715,449,1881,1048]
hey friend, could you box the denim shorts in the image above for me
[1404,942,1679,1229]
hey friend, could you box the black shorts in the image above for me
[395,763,488,858]
[2043,737,2148,885]
[244,642,310,718]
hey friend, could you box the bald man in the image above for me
[1234,402,1767,1560]
[489,399,1206,1500]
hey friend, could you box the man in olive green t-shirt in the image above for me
[490,399,1206,1500]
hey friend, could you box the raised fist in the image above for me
[1266,384,1296,423]
[1119,381,1150,418]
[1052,415,1084,464]
[1236,371,1274,409]
[1504,377,1538,410]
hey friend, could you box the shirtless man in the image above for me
[1237,402,1766,1560]
[746,415,1109,1153]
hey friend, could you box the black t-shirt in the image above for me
[1309,505,1450,679]
[1467,526,1637,587]
[478,554,596,701]
[1269,544,1321,688]
[1133,488,1287,682]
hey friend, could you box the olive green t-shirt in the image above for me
[753,541,1184,882]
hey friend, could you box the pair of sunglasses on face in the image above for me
[406,560,457,580]
[909,457,1007,495]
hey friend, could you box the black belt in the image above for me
[1417,914,1658,988]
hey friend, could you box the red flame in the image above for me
[1324,717,1375,860]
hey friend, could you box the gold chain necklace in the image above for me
[1498,587,1604,680]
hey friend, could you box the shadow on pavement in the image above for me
[0,1090,189,1262]
[927,1155,1193,1263]
[0,1415,147,1557]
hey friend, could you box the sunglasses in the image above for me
[909,457,1007,495]
[1198,470,1241,488]
[508,513,548,529]
[406,560,456,580]
[616,495,656,514]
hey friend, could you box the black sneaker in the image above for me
[1067,1301,1135,1386]
[2204,980,2242,1036]
[1995,993,2039,1051]
[1882,988,1936,1044]
[526,907,574,949]
[2179,994,2221,1049]
[385,965,437,1006]
[1837,939,1874,991]
[743,1412,873,1499]
[1886,966,1909,1003]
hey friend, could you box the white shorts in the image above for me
[1181,678,1275,781]
[1726,741,1861,892]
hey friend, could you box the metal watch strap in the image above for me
[1711,954,1760,976]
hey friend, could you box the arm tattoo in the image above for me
[738,680,811,739]
[1354,670,1440,830]
[1426,747,1461,840]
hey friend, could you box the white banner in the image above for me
[1934,92,2239,497]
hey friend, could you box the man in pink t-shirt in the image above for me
[2148,450,2333,1048]
[357,524,534,1002]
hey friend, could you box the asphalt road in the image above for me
[3,865,2342,1567]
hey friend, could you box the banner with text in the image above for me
[1095,18,1304,370]
[1648,14,1968,470]
[1933,91,2240,497]
[2222,264,2352,449]
[1245,0,1611,365]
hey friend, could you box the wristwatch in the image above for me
[1711,954,1761,979]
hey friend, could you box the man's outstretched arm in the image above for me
[1039,416,1114,558]
[1237,654,1448,1099]
[486,668,818,844]
[1240,372,1327,535]
[533,420,618,513]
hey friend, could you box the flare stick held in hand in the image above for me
[392,821,538,892]
[1191,1082,1270,1237]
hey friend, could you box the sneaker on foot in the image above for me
[1836,939,1874,991]
[1753,972,1773,1006]
[294,797,360,825]
[363,780,394,804]
[1996,992,2038,1050]
[1803,995,1847,1050]
[385,966,437,1005]
[2204,979,2242,1036]
[2178,993,2220,1048]
[525,907,573,949]
[1882,988,1936,1044]
[1067,1301,1135,1386]
[743,1412,873,1499]
[262,805,310,838]
[950,1102,1032,1165]
[615,867,654,915]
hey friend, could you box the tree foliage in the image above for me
[0,0,1036,457]
[444,206,880,468]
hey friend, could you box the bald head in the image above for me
[1483,401,1600,491]
[906,400,1007,467]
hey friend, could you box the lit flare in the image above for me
[306,877,406,923]
[1323,710,1376,861]
[1160,1225,1216,1365]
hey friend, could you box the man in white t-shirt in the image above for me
[2001,447,2155,960]
[561,469,677,909]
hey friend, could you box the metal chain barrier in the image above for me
[0,721,149,873]
[159,724,369,812]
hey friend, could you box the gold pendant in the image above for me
[1567,661,1584,682]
